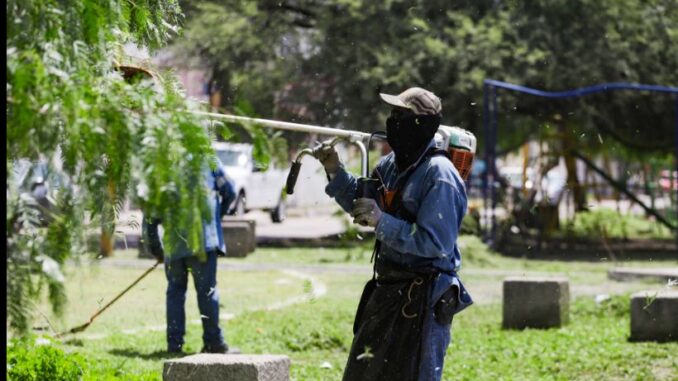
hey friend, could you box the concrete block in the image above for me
[630,290,678,342]
[222,218,256,258]
[163,354,290,381]
[503,277,569,329]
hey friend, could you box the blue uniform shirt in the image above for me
[325,139,473,312]
[144,157,236,260]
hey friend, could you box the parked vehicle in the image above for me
[498,166,536,191]
[498,165,566,205]
[10,158,71,226]
[213,142,288,223]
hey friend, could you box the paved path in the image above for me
[116,208,371,245]
[608,267,678,283]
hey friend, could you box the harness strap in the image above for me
[383,148,449,216]
[369,147,450,275]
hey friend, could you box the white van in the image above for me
[213,142,288,223]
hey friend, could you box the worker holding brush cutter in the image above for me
[142,156,238,354]
[314,87,473,381]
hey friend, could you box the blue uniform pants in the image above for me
[165,251,224,351]
[418,299,454,380]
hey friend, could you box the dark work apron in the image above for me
[342,259,437,381]
[343,148,453,381]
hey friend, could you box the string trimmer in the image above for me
[57,259,162,337]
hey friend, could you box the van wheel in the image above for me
[234,193,246,216]
[270,199,286,223]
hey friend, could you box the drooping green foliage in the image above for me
[6,1,218,335]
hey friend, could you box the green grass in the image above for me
[450,296,678,381]
[35,266,306,336]
[19,239,678,380]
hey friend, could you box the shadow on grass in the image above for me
[109,348,193,360]
[62,338,85,347]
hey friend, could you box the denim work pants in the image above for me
[165,251,224,351]
[418,301,453,380]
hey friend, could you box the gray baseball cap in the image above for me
[379,87,442,115]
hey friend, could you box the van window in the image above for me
[217,150,249,167]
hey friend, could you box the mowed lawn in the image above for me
[20,236,678,380]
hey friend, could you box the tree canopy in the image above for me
[6,0,216,335]
[177,0,678,154]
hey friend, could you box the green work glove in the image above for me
[351,198,383,227]
[313,143,341,175]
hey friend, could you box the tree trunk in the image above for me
[99,180,116,257]
[558,120,588,212]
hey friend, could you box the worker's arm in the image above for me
[325,167,359,213]
[212,160,237,217]
[141,217,165,260]
[325,155,390,214]
[375,174,467,259]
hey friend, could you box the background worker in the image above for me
[143,156,237,354]
[314,87,473,381]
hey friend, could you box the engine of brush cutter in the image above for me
[435,125,477,181]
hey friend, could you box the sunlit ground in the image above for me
[22,236,678,380]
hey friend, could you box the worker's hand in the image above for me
[351,198,383,227]
[148,244,165,263]
[313,143,341,175]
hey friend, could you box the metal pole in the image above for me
[354,140,368,177]
[192,110,458,145]
[192,111,372,141]
[490,86,499,244]
[193,110,463,181]
[675,95,678,255]
[482,83,490,239]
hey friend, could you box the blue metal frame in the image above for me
[482,79,678,245]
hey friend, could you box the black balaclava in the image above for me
[386,113,441,171]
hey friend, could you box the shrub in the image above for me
[567,208,671,239]
[572,294,630,320]
[7,339,84,381]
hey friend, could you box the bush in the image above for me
[566,208,671,239]
[460,207,482,236]
[572,294,630,320]
[7,339,84,381]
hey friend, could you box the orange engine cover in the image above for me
[449,148,474,181]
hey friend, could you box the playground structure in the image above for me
[481,80,678,252]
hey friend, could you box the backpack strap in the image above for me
[384,148,449,219]
[370,148,450,271]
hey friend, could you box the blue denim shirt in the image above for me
[326,139,473,312]
[144,157,236,260]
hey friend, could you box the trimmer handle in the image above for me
[286,161,303,195]
[286,139,341,195]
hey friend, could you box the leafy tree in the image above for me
[6,1,218,336]
[492,0,678,210]
[176,0,677,213]
[173,0,318,153]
